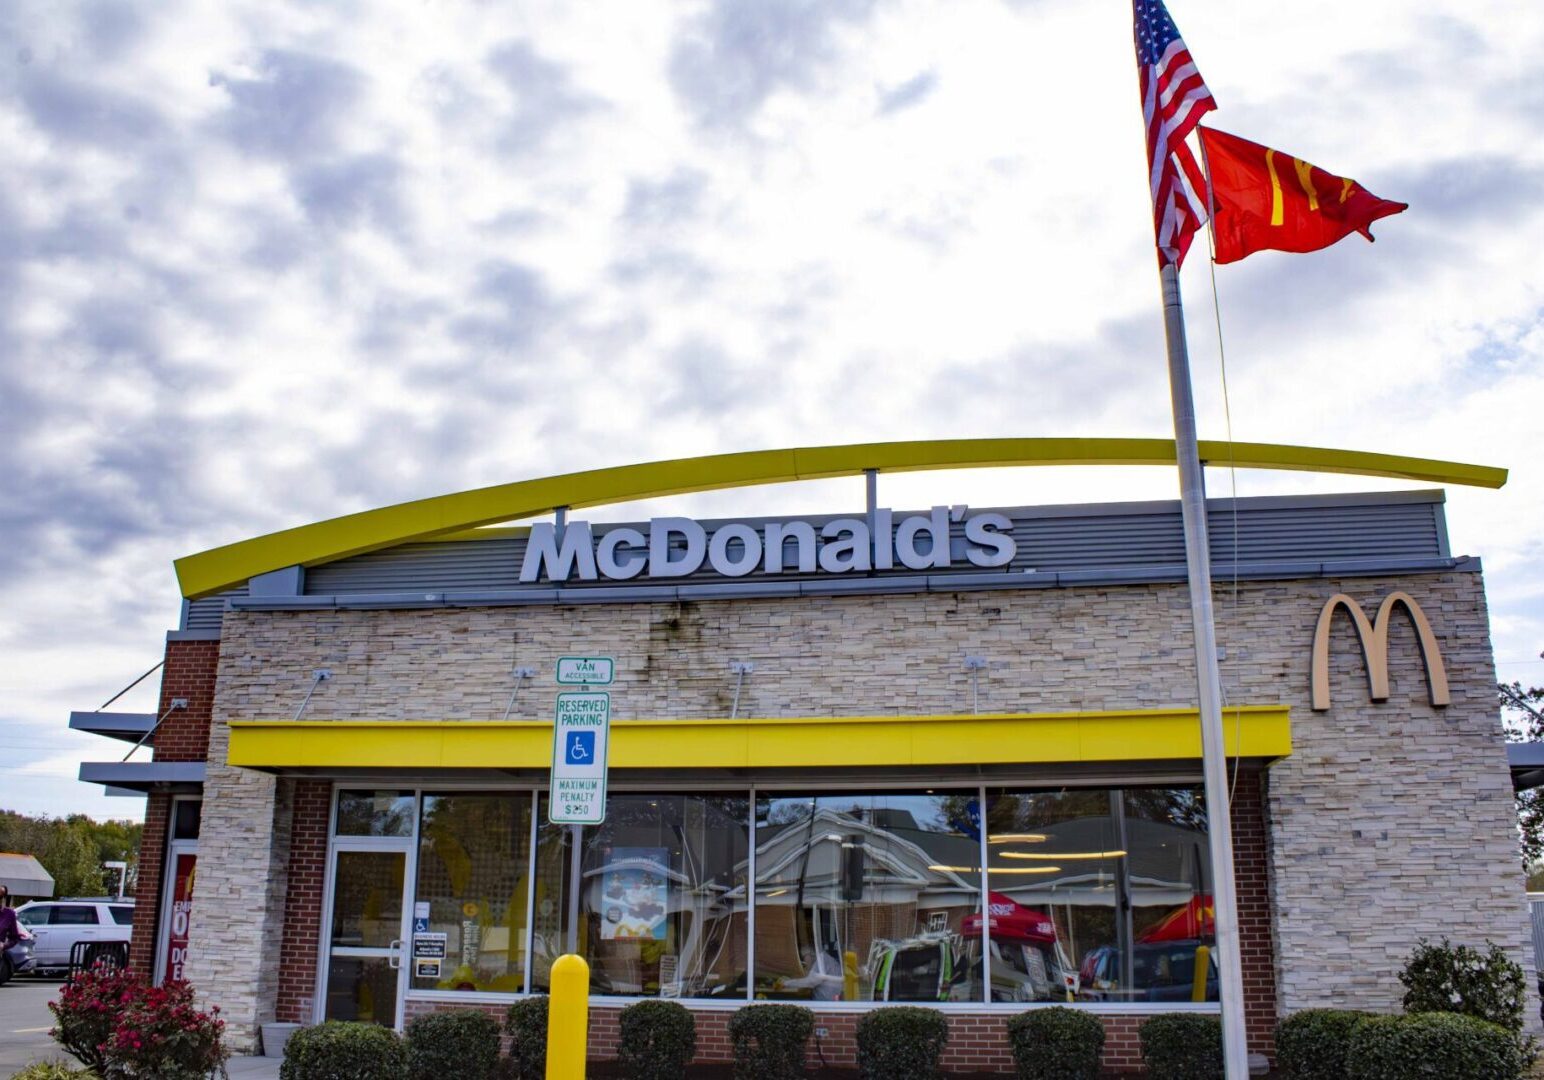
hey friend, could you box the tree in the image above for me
[0,810,143,898]
[1499,679,1544,869]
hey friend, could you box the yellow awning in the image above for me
[227,705,1291,771]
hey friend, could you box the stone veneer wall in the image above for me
[187,569,1532,1050]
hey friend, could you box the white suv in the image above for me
[14,899,134,969]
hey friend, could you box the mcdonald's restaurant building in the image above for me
[69,441,1534,1074]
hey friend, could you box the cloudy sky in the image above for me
[2,0,1541,820]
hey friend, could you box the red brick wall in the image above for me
[400,1002,1173,1075]
[151,639,219,763]
[276,779,333,1024]
[128,793,171,980]
[1232,769,1278,1062]
[127,638,220,980]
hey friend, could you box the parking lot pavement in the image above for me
[0,977,69,1075]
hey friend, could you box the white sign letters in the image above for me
[520,506,1015,584]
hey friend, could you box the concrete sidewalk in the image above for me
[227,1056,283,1078]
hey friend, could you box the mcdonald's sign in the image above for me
[1310,592,1450,711]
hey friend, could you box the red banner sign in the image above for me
[161,853,197,983]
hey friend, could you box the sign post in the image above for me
[550,661,613,955]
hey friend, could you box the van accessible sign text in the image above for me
[520,506,1015,583]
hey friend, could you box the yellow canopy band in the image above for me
[176,437,1506,599]
[226,706,1291,771]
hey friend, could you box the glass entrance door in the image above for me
[322,847,410,1026]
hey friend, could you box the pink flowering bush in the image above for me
[102,979,228,1079]
[50,964,141,1072]
[50,966,228,1079]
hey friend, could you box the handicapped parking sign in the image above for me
[550,691,610,825]
[565,730,595,765]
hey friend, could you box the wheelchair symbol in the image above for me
[565,731,595,765]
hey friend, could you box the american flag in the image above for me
[1134,0,1216,266]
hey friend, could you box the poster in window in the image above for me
[598,848,669,941]
[161,853,196,983]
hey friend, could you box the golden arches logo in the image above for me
[1310,591,1450,711]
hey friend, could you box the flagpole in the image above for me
[1159,260,1251,1079]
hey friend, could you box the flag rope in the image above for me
[1198,132,1248,806]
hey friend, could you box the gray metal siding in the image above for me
[304,492,1446,593]
[190,490,1457,632]
[182,585,245,632]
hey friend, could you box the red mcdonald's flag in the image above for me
[1198,126,1407,264]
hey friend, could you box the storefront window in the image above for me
[318,782,1218,1009]
[982,786,1213,1004]
[336,790,416,837]
[411,793,534,994]
[533,793,748,999]
[753,792,985,1004]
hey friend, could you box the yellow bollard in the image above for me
[546,953,590,1080]
[843,950,859,1002]
[1191,945,1211,1003]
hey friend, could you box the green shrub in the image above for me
[729,1004,813,1080]
[1276,1009,1376,1080]
[504,997,549,1080]
[1346,1012,1525,1080]
[1005,1007,1105,1080]
[617,1000,697,1080]
[279,1022,407,1080]
[9,1065,99,1079]
[1400,939,1527,1033]
[406,1008,501,1080]
[855,1006,948,1080]
[1139,1014,1222,1080]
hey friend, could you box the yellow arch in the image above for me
[174,437,1507,599]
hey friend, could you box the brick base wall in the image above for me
[1233,769,1278,1062]
[128,792,171,980]
[127,638,223,981]
[402,999,1184,1075]
[275,779,332,1024]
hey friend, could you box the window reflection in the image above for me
[983,787,1214,1003]
[411,793,533,993]
[532,794,748,999]
[336,790,416,837]
[753,792,984,1003]
[357,783,1215,1006]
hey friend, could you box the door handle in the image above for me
[388,939,403,970]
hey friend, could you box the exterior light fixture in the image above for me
[729,661,755,719]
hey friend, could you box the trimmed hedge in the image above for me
[1139,1014,1222,1080]
[1005,1007,1105,1080]
[855,1006,948,1080]
[279,1022,407,1080]
[729,1004,814,1080]
[1276,1009,1376,1080]
[618,1000,697,1080]
[1345,1011,1525,1080]
[504,997,549,1080]
[405,1008,501,1080]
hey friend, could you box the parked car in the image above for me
[1078,939,1218,1003]
[14,898,134,969]
[1,927,38,985]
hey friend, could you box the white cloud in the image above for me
[1,0,1542,818]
